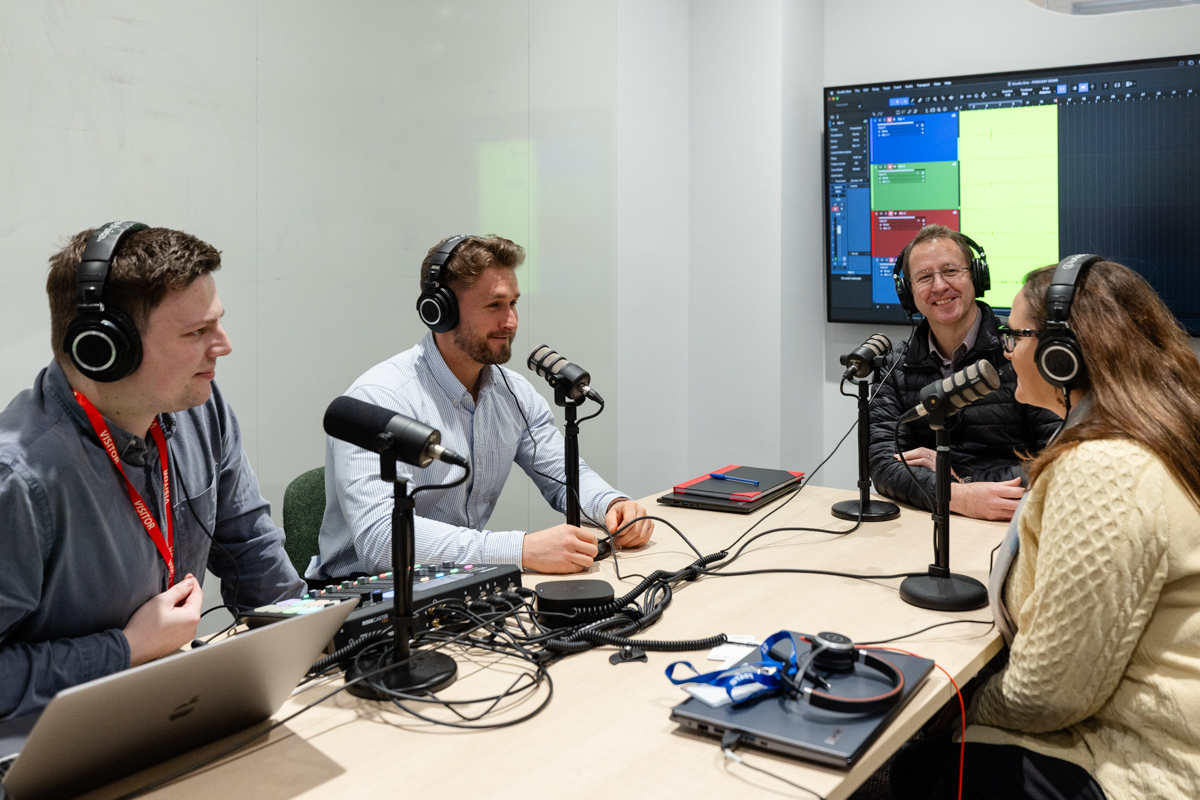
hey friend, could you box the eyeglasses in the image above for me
[911,266,968,288]
[996,325,1043,353]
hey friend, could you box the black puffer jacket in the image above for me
[868,303,1062,511]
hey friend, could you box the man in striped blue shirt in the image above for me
[310,235,653,578]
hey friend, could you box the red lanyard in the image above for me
[74,391,174,586]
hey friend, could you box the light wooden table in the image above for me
[93,485,1006,800]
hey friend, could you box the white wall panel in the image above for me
[616,0,691,500]
[688,0,784,474]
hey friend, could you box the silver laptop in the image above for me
[0,599,356,800]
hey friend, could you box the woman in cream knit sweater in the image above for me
[893,258,1200,800]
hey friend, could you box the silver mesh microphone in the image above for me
[900,359,1001,424]
[527,345,601,402]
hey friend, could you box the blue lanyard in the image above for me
[665,631,812,705]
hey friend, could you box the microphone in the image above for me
[899,359,1001,425]
[527,345,603,403]
[323,396,469,469]
[840,334,892,380]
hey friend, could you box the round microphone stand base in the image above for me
[345,648,458,700]
[831,498,901,522]
[899,573,988,612]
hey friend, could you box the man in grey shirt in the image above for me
[0,223,305,721]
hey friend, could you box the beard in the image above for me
[453,327,513,365]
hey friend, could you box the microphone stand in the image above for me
[831,358,900,522]
[345,446,458,699]
[553,385,611,560]
[899,417,988,612]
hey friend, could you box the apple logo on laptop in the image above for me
[169,696,200,721]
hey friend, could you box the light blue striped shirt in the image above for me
[310,333,623,579]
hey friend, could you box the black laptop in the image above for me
[658,465,803,514]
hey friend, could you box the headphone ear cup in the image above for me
[971,257,990,297]
[1035,331,1085,390]
[892,248,917,317]
[894,271,916,317]
[416,285,459,334]
[63,306,142,383]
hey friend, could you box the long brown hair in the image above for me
[1022,261,1200,507]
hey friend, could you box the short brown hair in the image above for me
[1021,260,1200,508]
[47,227,222,360]
[903,224,976,276]
[417,235,525,293]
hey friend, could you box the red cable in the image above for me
[864,646,966,800]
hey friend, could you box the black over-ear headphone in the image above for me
[773,632,904,715]
[892,232,990,318]
[1035,254,1103,390]
[415,235,470,333]
[62,221,149,383]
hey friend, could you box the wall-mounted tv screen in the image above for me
[824,54,1200,335]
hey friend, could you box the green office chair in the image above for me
[282,466,325,581]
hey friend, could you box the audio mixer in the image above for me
[244,562,522,650]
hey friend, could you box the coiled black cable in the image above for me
[308,627,392,676]
[566,551,728,623]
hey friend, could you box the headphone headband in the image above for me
[76,222,148,309]
[424,235,468,288]
[1044,253,1103,328]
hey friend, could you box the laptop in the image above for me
[0,599,356,800]
[657,483,799,514]
[669,633,934,768]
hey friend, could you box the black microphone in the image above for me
[840,333,892,380]
[527,345,603,403]
[899,359,1001,424]
[323,396,469,469]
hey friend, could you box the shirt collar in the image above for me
[44,359,175,465]
[417,332,497,406]
[1062,392,1094,430]
[927,307,983,370]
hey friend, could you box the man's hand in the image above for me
[605,498,653,549]
[522,525,598,573]
[950,478,1024,521]
[122,573,204,667]
[895,447,960,480]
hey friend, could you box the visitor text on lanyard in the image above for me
[75,391,174,586]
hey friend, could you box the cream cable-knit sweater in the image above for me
[966,438,1200,799]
